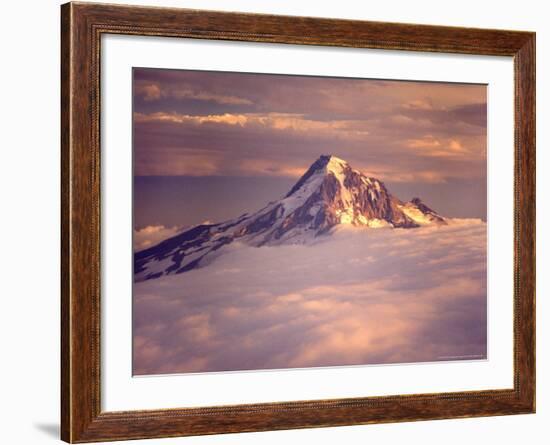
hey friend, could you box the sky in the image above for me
[133,68,487,231]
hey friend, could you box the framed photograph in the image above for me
[61,2,535,442]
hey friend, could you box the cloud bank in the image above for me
[134,225,182,250]
[133,220,487,375]
[133,69,487,186]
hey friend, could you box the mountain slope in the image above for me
[135,155,446,281]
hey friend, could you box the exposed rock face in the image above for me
[135,155,446,281]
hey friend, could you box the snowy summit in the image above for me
[135,155,446,281]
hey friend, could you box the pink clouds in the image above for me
[133,220,487,375]
[134,111,370,138]
[134,225,182,249]
[135,80,253,105]
[402,98,435,110]
[136,83,162,101]
[134,108,483,181]
[406,136,476,159]
[134,111,249,126]
[133,70,486,184]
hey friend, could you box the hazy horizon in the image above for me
[134,171,487,231]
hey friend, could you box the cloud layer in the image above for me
[133,69,487,186]
[133,220,487,375]
[134,225,182,250]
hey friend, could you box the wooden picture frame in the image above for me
[61,2,535,442]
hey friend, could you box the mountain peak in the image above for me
[135,155,447,281]
[325,155,350,174]
[324,154,347,164]
[312,154,349,171]
[285,154,350,198]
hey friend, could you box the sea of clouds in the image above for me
[133,220,487,375]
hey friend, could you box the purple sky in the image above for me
[133,68,487,229]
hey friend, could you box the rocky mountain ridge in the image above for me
[135,155,446,281]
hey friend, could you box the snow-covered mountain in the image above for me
[135,155,446,281]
